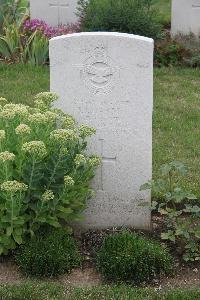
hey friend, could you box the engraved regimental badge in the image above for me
[82,44,118,94]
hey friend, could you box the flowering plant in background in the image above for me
[23,19,56,38]
[0,16,79,65]
[23,18,80,38]
[0,92,100,255]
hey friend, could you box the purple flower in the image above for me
[23,19,80,39]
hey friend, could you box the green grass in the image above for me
[0,64,49,106]
[0,64,199,197]
[154,68,200,197]
[0,282,200,300]
[0,282,64,300]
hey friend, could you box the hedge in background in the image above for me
[77,0,162,39]
[97,231,174,283]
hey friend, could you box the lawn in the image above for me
[0,64,199,197]
[0,282,200,300]
[153,68,200,197]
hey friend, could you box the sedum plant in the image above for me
[0,92,101,255]
[140,161,200,262]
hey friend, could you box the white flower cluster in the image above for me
[50,129,77,144]
[1,180,28,193]
[41,190,54,202]
[28,107,41,114]
[22,141,47,159]
[0,151,15,163]
[74,154,86,167]
[34,92,58,111]
[5,104,28,117]
[0,109,16,120]
[88,156,101,167]
[15,124,31,135]
[44,111,57,122]
[64,175,75,186]
[79,125,96,138]
[0,104,29,120]
[29,111,57,124]
[62,116,76,129]
[29,113,48,124]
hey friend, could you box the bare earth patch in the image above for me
[0,259,199,290]
[150,265,200,290]
[0,259,23,284]
[59,268,102,287]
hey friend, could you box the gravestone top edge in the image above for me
[49,31,154,44]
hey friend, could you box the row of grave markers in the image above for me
[30,0,200,38]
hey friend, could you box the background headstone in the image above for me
[30,0,79,26]
[50,32,154,230]
[171,0,200,38]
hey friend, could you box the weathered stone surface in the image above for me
[30,0,79,26]
[50,32,153,230]
[171,0,200,37]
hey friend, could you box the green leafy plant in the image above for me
[140,161,200,262]
[0,19,24,62]
[0,0,28,26]
[0,92,101,255]
[77,0,162,39]
[15,226,81,277]
[0,18,49,65]
[96,231,173,283]
[24,30,49,66]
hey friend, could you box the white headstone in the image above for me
[50,32,153,230]
[30,0,79,26]
[171,0,200,38]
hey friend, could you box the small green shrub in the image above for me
[77,0,162,39]
[96,231,174,283]
[15,226,81,277]
[0,92,100,255]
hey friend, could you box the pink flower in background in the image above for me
[23,19,80,38]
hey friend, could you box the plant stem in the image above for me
[169,171,176,209]
[27,158,36,199]
[10,193,14,230]
[47,150,62,189]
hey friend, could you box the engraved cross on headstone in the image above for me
[192,1,200,8]
[99,139,116,191]
[49,0,69,25]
